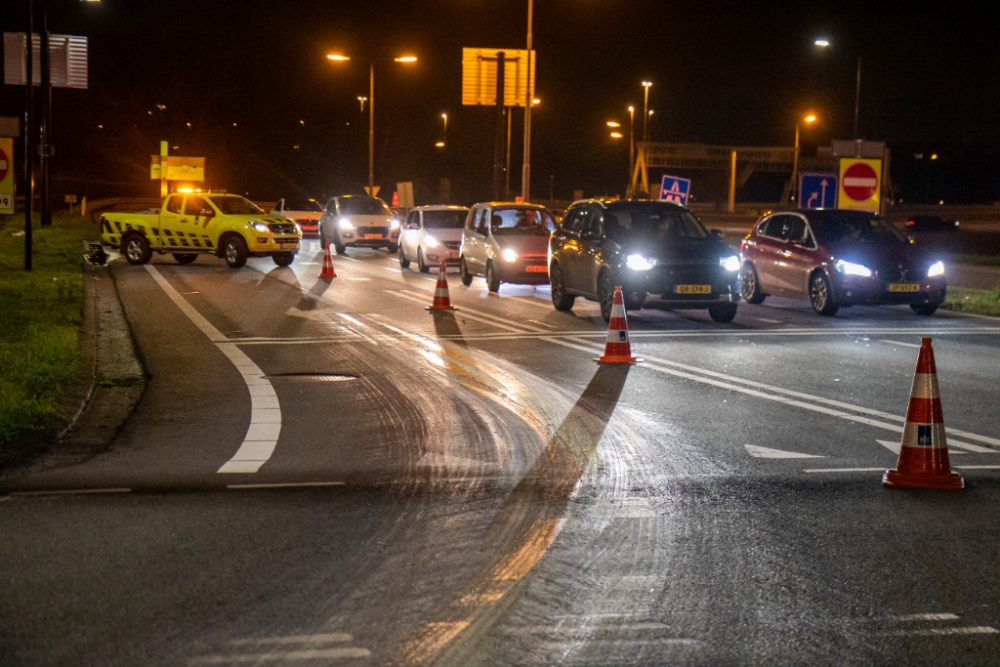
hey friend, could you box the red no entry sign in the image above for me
[0,146,9,183]
[842,162,878,201]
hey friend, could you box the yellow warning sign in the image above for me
[151,155,205,182]
[838,158,882,213]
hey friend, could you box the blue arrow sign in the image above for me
[659,175,691,205]
[799,173,838,209]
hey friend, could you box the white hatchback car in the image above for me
[269,197,323,237]
[398,205,470,272]
[318,195,400,255]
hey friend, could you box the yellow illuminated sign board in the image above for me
[150,155,205,182]
[462,48,535,107]
[837,158,882,213]
[0,137,13,214]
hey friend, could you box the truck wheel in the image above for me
[223,236,248,268]
[172,253,197,265]
[123,233,152,265]
[272,252,294,267]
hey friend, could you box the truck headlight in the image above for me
[501,248,518,263]
[927,260,945,277]
[338,218,355,230]
[720,255,741,272]
[626,254,656,271]
[835,259,872,277]
[251,221,270,233]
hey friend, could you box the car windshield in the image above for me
[340,197,390,215]
[811,214,907,244]
[605,204,708,241]
[490,208,555,234]
[285,199,322,212]
[423,210,468,229]
[209,196,264,215]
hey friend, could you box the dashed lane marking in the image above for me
[889,626,999,637]
[146,265,281,475]
[188,648,371,664]
[879,339,922,348]
[889,613,961,621]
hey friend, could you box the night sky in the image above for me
[2,1,999,205]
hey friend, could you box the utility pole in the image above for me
[24,1,35,270]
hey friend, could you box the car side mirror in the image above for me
[710,228,724,240]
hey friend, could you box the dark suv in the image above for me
[548,199,741,322]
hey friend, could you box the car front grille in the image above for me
[442,241,460,251]
[880,266,927,282]
[356,226,388,236]
[270,223,298,234]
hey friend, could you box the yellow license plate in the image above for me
[365,233,382,239]
[676,284,711,294]
[279,242,297,249]
[889,283,920,292]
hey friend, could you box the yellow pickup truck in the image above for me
[99,192,301,268]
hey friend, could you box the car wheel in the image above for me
[272,252,294,267]
[708,302,739,323]
[460,258,473,286]
[318,229,326,250]
[223,235,248,269]
[809,271,839,316]
[486,261,501,293]
[418,247,430,273]
[598,271,615,322]
[911,302,940,316]
[549,262,575,311]
[741,262,766,304]
[172,253,197,265]
[334,240,346,255]
[398,244,410,268]
[122,234,152,265]
[623,289,647,311]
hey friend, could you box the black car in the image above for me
[905,215,960,233]
[548,199,742,322]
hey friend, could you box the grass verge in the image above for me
[941,286,1000,318]
[946,253,1000,267]
[0,213,93,458]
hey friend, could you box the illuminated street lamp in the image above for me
[327,53,417,196]
[792,113,818,204]
[814,37,862,140]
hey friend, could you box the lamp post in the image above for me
[641,81,652,143]
[627,105,635,197]
[814,38,862,140]
[792,113,817,204]
[521,0,534,202]
[327,53,416,197]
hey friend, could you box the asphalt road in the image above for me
[3,241,1000,666]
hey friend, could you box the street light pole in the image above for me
[368,62,374,195]
[792,114,817,205]
[853,56,861,140]
[521,0,533,202]
[23,0,34,270]
[628,105,635,197]
[641,81,652,143]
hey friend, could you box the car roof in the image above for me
[474,201,547,209]
[412,205,470,211]
[570,198,691,211]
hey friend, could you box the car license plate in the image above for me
[889,283,920,292]
[675,284,711,294]
[279,242,297,249]
[526,265,547,273]
[365,233,382,239]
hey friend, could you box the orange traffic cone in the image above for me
[595,286,640,364]
[426,259,456,311]
[319,242,337,279]
[883,337,963,490]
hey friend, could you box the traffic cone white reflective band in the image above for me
[883,337,963,490]
[427,259,456,311]
[595,286,640,364]
[319,242,337,278]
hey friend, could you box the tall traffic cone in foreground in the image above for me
[427,259,456,311]
[319,242,337,279]
[883,338,963,490]
[595,286,640,364]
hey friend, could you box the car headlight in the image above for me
[338,218,355,230]
[720,255,741,272]
[626,254,656,271]
[501,248,518,263]
[251,221,270,233]
[835,259,872,277]
[390,218,401,230]
[927,260,945,277]
[424,235,439,248]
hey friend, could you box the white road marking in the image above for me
[956,465,1000,470]
[803,468,888,473]
[750,317,782,324]
[189,648,371,663]
[229,634,352,645]
[227,482,346,490]
[385,267,401,273]
[8,487,131,496]
[889,613,961,622]
[145,265,281,475]
[879,339,922,349]
[745,445,824,459]
[891,626,999,636]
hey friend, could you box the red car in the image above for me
[739,210,946,316]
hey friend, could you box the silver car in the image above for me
[318,195,400,255]
[399,205,470,272]
[458,202,555,292]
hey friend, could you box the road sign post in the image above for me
[838,158,881,213]
[799,173,837,209]
[658,174,691,205]
[0,138,13,214]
